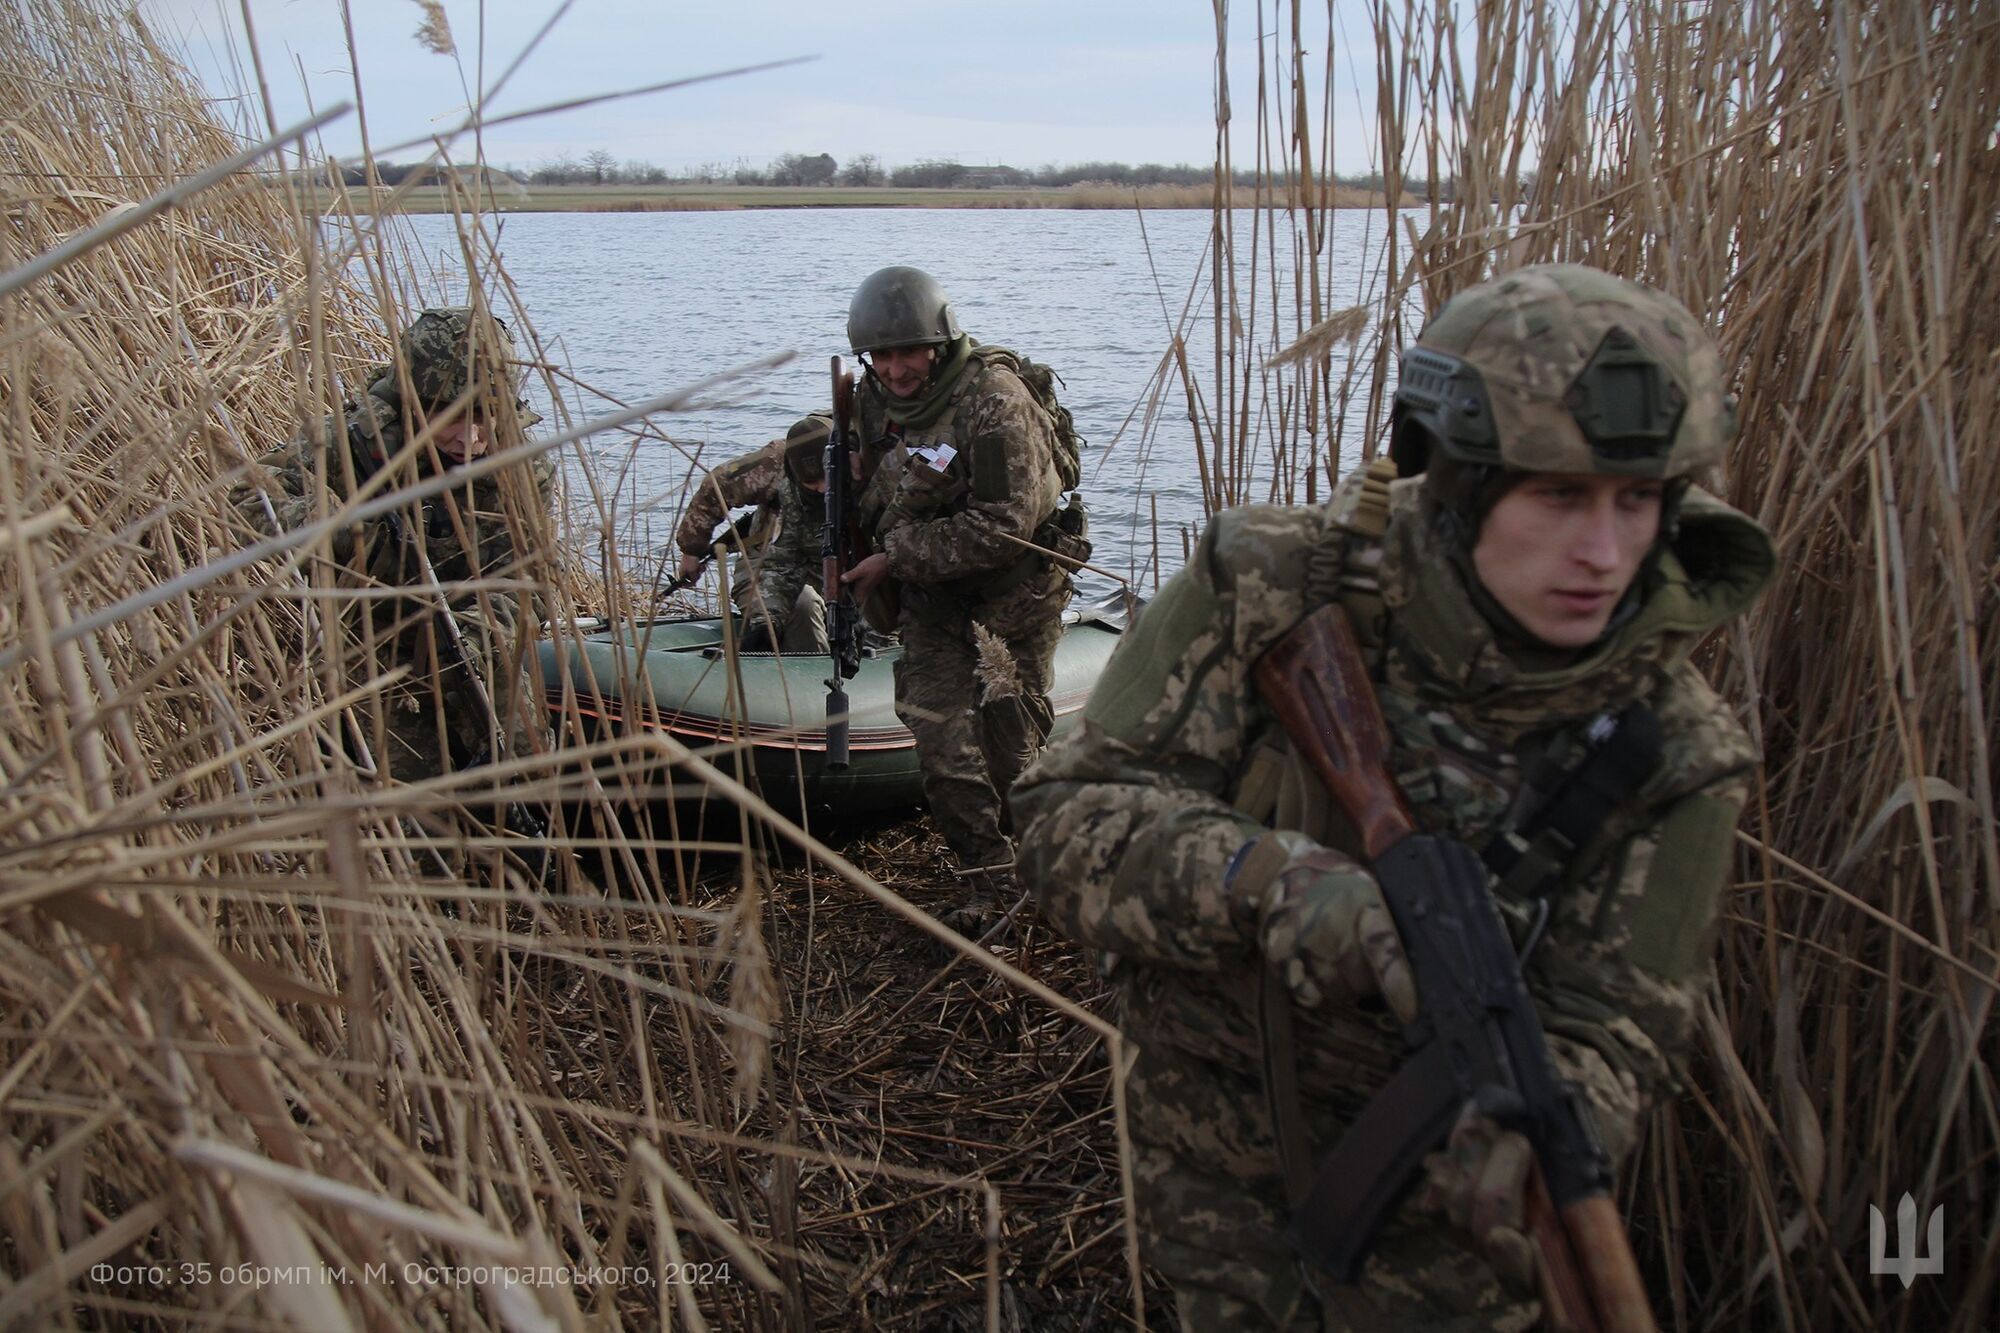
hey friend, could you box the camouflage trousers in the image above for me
[894,569,1069,871]
[378,667,550,786]
[739,583,829,656]
[373,666,556,884]
[1126,1034,1542,1332]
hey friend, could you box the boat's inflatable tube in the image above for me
[539,604,1126,813]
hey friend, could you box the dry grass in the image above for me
[752,822,1172,1327]
[1197,1,1999,1328]
[0,2,1163,1328]
[0,3,774,1326]
[12,0,1991,1327]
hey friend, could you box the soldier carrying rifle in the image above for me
[838,266,1090,932]
[1016,266,1775,1330]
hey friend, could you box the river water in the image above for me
[396,208,1401,599]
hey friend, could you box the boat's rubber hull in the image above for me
[539,613,1123,813]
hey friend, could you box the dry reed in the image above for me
[0,3,781,1325]
[1198,1,1999,1328]
[0,2,1176,1327]
[25,0,1991,1326]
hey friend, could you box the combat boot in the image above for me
[942,860,1022,938]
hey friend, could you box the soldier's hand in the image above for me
[677,551,703,583]
[1246,844,1415,1022]
[1419,1104,1538,1297]
[841,551,891,603]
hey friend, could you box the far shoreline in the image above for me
[298,181,1415,215]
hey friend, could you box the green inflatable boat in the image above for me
[538,602,1128,813]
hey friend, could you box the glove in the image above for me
[1419,1103,1539,1297]
[1230,834,1416,1022]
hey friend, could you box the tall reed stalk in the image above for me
[0,3,819,1326]
[3,4,1164,1326]
[1202,1,1997,1327]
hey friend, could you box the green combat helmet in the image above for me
[400,306,539,424]
[1389,264,1732,481]
[782,412,833,487]
[847,266,961,355]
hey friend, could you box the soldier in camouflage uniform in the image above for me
[672,414,835,654]
[1014,266,1776,1329]
[235,306,554,788]
[838,266,1076,926]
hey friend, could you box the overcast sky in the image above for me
[142,0,1386,174]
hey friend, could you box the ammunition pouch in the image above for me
[1048,493,1092,562]
[935,499,1091,604]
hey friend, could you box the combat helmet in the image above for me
[1389,265,1732,482]
[847,266,962,356]
[782,412,833,487]
[400,306,536,422]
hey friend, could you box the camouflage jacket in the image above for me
[1014,469,1775,1161]
[675,439,785,561]
[862,354,1064,601]
[738,473,822,620]
[232,380,556,772]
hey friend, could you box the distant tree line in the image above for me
[336,152,1425,195]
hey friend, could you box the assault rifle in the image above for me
[820,356,864,770]
[1254,603,1657,1333]
[355,431,554,873]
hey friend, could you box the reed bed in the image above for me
[0,3,777,1327]
[1199,1,1998,1327]
[750,821,1173,1327]
[16,0,1990,1326]
[0,2,1176,1327]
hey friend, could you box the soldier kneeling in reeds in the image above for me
[235,307,556,874]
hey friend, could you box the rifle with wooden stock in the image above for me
[820,356,863,770]
[1254,602,1658,1333]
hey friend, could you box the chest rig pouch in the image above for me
[1482,702,1664,957]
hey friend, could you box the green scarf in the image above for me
[878,335,976,431]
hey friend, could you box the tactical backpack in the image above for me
[967,346,1084,491]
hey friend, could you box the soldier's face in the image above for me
[870,345,935,398]
[433,416,490,464]
[1472,472,1663,648]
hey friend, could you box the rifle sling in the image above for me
[1481,702,1663,902]
[1283,1037,1463,1280]
[1259,967,1314,1214]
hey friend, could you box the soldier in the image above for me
[1014,266,1776,1328]
[838,266,1081,929]
[671,414,836,654]
[236,305,554,791]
